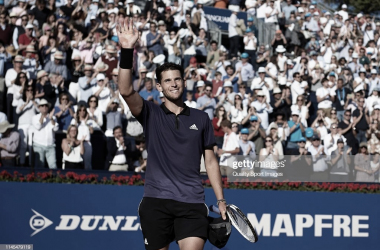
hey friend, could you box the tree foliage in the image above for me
[349,0,380,14]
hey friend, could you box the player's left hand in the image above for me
[218,202,227,220]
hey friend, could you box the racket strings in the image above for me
[227,206,258,243]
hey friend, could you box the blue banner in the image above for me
[0,182,379,250]
[203,6,247,31]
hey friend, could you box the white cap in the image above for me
[197,80,205,87]
[273,87,282,94]
[371,69,378,74]
[292,110,300,116]
[127,0,134,3]
[342,4,347,9]
[298,7,304,13]
[107,0,114,4]
[96,73,105,81]
[313,12,319,16]
[352,52,359,58]
[223,81,233,87]
[286,59,293,65]
[228,5,240,12]
[354,85,364,93]
[146,72,154,79]
[256,90,265,96]
[320,17,327,24]
[25,23,34,29]
[90,15,96,20]
[374,104,380,110]
[258,67,266,73]
[325,12,331,16]
[310,5,315,9]
[357,13,363,18]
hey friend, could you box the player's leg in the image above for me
[178,237,205,250]
[138,197,175,250]
[174,202,208,250]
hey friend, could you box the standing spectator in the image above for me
[217,120,240,176]
[78,65,97,103]
[228,5,240,58]
[61,124,84,169]
[105,98,125,137]
[354,142,373,182]
[212,106,227,149]
[16,84,38,166]
[184,91,197,109]
[211,71,224,97]
[23,45,40,80]
[32,99,58,169]
[239,128,256,158]
[244,28,257,68]
[259,136,279,176]
[95,45,118,79]
[246,115,266,154]
[71,104,93,170]
[316,78,335,117]
[146,22,163,58]
[32,0,51,30]
[197,84,216,120]
[93,73,112,113]
[0,12,13,46]
[287,110,305,151]
[353,97,370,144]
[334,78,351,121]
[105,126,129,171]
[87,95,103,131]
[251,67,273,101]
[330,138,352,181]
[54,93,74,131]
[264,0,278,48]
[250,90,273,129]
[230,94,247,125]
[291,94,309,127]
[235,53,254,86]
[5,55,24,124]
[308,135,329,181]
[12,71,29,128]
[289,137,312,181]
[139,77,160,104]
[0,120,19,167]
[35,70,54,106]
[108,68,119,97]
[338,110,359,155]
[17,23,36,54]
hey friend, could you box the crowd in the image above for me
[0,0,379,182]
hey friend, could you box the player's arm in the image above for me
[204,149,227,220]
[117,17,143,117]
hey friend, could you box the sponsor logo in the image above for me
[144,238,148,245]
[189,124,198,130]
[247,213,369,237]
[29,210,141,236]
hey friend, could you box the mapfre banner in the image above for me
[0,182,379,250]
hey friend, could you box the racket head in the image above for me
[226,204,259,243]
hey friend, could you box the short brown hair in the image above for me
[221,120,232,129]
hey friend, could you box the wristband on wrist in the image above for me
[120,48,134,69]
[217,199,226,206]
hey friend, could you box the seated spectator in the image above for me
[105,126,129,171]
[353,96,370,144]
[197,84,216,120]
[32,99,58,169]
[93,73,112,113]
[330,139,352,181]
[251,67,274,101]
[95,45,118,79]
[291,94,309,127]
[35,70,54,106]
[61,125,85,169]
[217,120,240,176]
[367,119,380,154]
[138,77,160,104]
[184,91,197,108]
[316,78,336,117]
[105,98,125,137]
[0,120,19,167]
[54,93,75,131]
[87,95,103,131]
[18,23,36,54]
[44,51,68,80]
[71,104,93,170]
[194,80,205,100]
[16,84,38,166]
[133,66,148,92]
[211,71,224,97]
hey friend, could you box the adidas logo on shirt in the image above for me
[189,124,198,130]
[145,238,148,245]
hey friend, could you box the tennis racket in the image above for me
[210,204,258,243]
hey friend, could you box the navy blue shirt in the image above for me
[137,99,216,203]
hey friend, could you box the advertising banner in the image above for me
[203,6,247,31]
[0,182,379,250]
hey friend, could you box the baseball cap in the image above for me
[273,87,282,94]
[207,216,231,249]
[298,137,306,142]
[241,128,249,134]
[96,74,105,81]
[241,52,249,59]
[337,138,344,144]
[311,135,320,141]
[305,127,314,138]
[291,110,300,116]
[247,17,254,22]
[250,115,258,121]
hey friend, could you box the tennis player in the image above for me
[116,18,227,250]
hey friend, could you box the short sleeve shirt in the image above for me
[137,99,216,203]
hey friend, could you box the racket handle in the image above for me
[209,205,221,215]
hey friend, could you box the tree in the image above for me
[349,0,380,13]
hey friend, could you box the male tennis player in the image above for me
[116,18,227,250]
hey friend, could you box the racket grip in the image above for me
[209,205,221,215]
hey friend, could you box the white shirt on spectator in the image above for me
[112,138,127,164]
[220,131,240,166]
[257,3,267,18]
[32,114,59,146]
[308,145,329,172]
[265,6,278,23]
[92,85,111,113]
[244,36,257,50]
[228,13,238,37]
[235,61,254,81]
[316,87,335,109]
[184,100,197,108]
[290,80,305,104]
[250,100,273,129]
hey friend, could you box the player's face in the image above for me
[157,70,186,102]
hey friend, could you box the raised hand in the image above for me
[116,17,139,49]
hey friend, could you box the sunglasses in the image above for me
[232,125,238,128]
[90,100,97,103]
[98,79,104,82]
[297,99,303,101]
[219,110,225,112]
[298,141,306,143]
[313,139,320,141]
[235,97,241,100]
[205,89,212,92]
[20,76,26,79]
[40,104,48,107]
[61,98,68,101]
[266,140,272,142]
[27,89,33,92]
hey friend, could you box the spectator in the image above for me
[139,77,160,104]
[93,73,112,113]
[5,55,24,124]
[0,12,13,46]
[61,124,85,169]
[108,68,119,97]
[212,106,227,149]
[291,94,309,127]
[308,135,329,181]
[95,45,118,79]
[239,127,256,158]
[235,53,254,86]
[287,110,305,150]
[23,45,40,80]
[354,142,373,182]
[0,120,19,167]
[211,71,223,97]
[54,93,75,131]
[206,40,220,67]
[87,95,103,131]
[264,0,278,48]
[17,23,36,54]
[44,51,68,80]
[197,84,216,120]
[250,90,273,129]
[289,137,312,181]
[126,0,141,16]
[78,65,97,103]
[105,98,125,137]
[133,66,148,92]
[11,71,29,128]
[246,115,265,154]
[217,120,240,176]
[353,96,370,144]
[259,136,279,177]
[251,67,273,101]
[228,5,240,58]
[35,70,54,107]
[16,84,38,166]
[230,94,247,125]
[105,126,129,171]
[71,104,93,170]
[184,91,197,109]
[330,138,352,181]
[146,22,163,58]
[31,99,58,169]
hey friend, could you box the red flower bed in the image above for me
[1,170,380,193]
